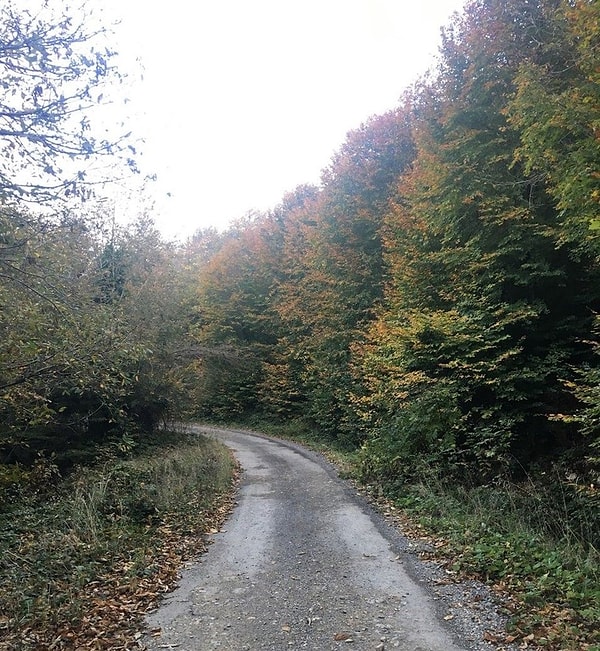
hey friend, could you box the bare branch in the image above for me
[0,0,137,203]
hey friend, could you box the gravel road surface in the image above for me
[144,426,512,651]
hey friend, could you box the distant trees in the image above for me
[2,0,599,487]
[189,110,416,442]
[188,216,282,418]
[272,110,416,444]
[185,0,600,484]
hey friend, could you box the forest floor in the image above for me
[0,430,238,651]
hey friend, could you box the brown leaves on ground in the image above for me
[0,468,240,651]
[354,483,598,651]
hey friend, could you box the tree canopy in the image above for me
[183,0,600,485]
[2,0,599,487]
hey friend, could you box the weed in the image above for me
[387,471,600,650]
[0,431,236,650]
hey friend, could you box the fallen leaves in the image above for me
[1,540,180,650]
[0,459,241,651]
[349,480,600,651]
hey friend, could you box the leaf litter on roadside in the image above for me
[0,456,240,651]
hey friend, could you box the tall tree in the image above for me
[504,0,600,469]
[506,0,600,253]
[272,111,416,444]
[355,0,600,481]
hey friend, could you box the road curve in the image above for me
[144,426,486,651]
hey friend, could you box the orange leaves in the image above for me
[0,443,240,651]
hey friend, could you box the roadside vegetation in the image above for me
[185,3,600,647]
[384,474,599,650]
[248,417,599,651]
[2,1,599,650]
[0,431,237,651]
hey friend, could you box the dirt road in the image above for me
[144,426,509,651]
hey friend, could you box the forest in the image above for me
[180,0,600,487]
[1,0,599,649]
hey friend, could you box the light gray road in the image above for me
[143,426,500,651]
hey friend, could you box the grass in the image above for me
[0,430,237,650]
[384,473,599,650]
[17,413,595,651]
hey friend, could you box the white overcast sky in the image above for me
[92,0,467,240]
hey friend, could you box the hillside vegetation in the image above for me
[1,1,598,649]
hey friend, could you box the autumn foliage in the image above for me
[4,0,597,490]
[3,0,596,499]
[192,0,600,491]
[2,0,599,647]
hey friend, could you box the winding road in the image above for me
[144,426,506,651]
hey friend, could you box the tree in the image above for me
[0,0,136,203]
[0,1,147,463]
[507,0,600,254]
[0,207,130,461]
[504,0,600,471]
[355,0,600,482]
[189,214,282,418]
[0,208,194,465]
[267,112,416,444]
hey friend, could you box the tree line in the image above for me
[0,0,181,470]
[189,0,600,487]
[2,0,599,494]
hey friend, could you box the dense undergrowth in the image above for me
[247,416,600,651]
[0,431,237,651]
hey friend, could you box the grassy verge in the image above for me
[377,475,599,651]
[241,416,599,651]
[0,431,237,651]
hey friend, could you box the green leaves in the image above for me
[506,1,600,252]
[350,0,600,482]
[174,2,599,484]
[0,209,194,462]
